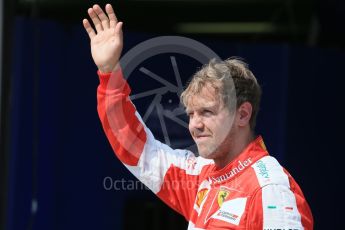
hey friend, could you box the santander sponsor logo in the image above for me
[210,158,252,183]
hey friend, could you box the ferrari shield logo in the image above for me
[217,188,230,207]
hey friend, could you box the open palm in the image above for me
[83,4,123,73]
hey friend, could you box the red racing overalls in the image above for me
[97,68,313,229]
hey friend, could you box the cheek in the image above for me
[188,123,194,135]
[212,118,233,137]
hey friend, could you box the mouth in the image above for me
[194,135,211,141]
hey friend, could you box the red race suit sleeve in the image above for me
[96,68,213,220]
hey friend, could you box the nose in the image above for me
[189,114,204,130]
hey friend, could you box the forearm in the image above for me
[97,67,146,166]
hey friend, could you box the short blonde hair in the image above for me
[180,57,261,129]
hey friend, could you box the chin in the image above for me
[197,146,217,159]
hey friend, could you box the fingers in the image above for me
[93,4,110,30]
[105,4,118,28]
[86,4,119,34]
[83,19,96,39]
[87,7,103,33]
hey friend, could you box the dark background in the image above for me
[1,0,344,229]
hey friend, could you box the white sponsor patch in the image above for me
[211,197,247,225]
[252,156,290,188]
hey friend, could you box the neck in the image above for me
[214,129,254,169]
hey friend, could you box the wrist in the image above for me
[98,63,120,74]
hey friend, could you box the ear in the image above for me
[237,102,252,127]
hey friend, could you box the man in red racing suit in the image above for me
[84,4,313,229]
[96,67,313,229]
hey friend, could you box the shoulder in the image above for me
[249,156,308,208]
[249,156,303,225]
[251,155,290,188]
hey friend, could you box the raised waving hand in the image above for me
[83,4,123,73]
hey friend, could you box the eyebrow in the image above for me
[185,104,218,114]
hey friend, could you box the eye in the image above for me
[202,109,213,116]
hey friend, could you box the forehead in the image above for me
[185,85,222,111]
